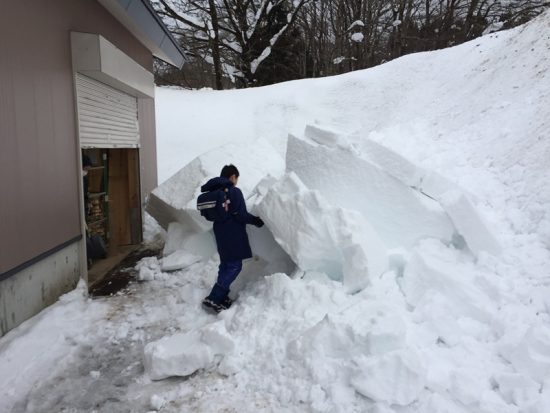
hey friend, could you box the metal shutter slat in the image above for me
[76,74,140,148]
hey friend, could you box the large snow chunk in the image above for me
[161,250,203,272]
[160,222,217,271]
[147,138,285,231]
[493,373,541,409]
[304,123,344,147]
[361,135,425,188]
[401,239,497,325]
[357,132,500,257]
[440,191,502,257]
[163,222,190,256]
[499,325,550,383]
[286,133,454,249]
[256,172,386,292]
[288,300,408,364]
[351,350,426,406]
[163,222,217,258]
[144,321,234,380]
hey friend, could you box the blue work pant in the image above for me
[206,260,242,304]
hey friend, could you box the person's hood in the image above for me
[200,176,233,192]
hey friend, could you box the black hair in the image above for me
[220,164,239,179]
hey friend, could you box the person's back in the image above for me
[201,165,264,313]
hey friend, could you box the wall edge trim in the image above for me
[0,235,82,282]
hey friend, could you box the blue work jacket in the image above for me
[200,177,256,261]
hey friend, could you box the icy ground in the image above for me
[2,9,550,413]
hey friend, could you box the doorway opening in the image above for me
[82,148,142,285]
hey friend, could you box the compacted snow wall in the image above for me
[147,122,503,290]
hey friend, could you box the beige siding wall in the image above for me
[0,0,156,275]
[138,97,159,200]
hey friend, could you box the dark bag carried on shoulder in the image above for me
[197,187,230,222]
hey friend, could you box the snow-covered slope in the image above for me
[156,11,550,285]
[148,10,550,412]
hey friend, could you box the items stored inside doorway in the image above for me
[82,148,142,267]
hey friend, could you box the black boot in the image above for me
[220,296,233,310]
[202,297,223,314]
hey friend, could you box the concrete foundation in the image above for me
[0,241,81,337]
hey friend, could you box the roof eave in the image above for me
[98,0,186,69]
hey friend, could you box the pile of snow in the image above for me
[149,119,505,293]
[142,10,550,411]
[0,282,109,413]
[140,260,550,412]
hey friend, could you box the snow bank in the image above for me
[0,282,108,413]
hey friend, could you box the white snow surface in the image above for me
[351,32,365,43]
[2,10,550,413]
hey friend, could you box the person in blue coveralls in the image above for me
[201,164,264,313]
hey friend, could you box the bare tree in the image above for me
[153,0,311,88]
[153,0,549,88]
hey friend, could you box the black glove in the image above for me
[253,216,264,228]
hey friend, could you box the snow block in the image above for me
[143,321,234,380]
[493,373,541,408]
[420,170,460,201]
[146,138,285,231]
[161,250,202,272]
[304,123,344,147]
[417,393,470,413]
[351,350,426,406]
[499,325,550,384]
[246,225,296,275]
[361,136,425,188]
[401,240,497,325]
[287,300,409,399]
[163,222,217,259]
[160,222,217,271]
[136,256,161,281]
[256,172,387,292]
[163,222,190,256]
[440,191,502,257]
[143,330,211,379]
[286,133,455,249]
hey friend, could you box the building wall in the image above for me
[0,242,80,337]
[0,0,159,335]
[0,0,156,277]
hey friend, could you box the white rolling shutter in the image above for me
[76,74,140,148]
